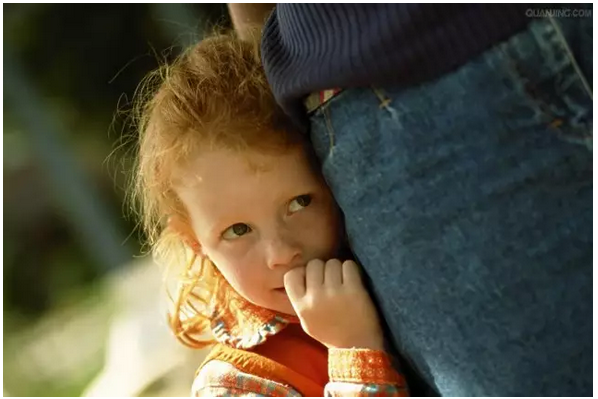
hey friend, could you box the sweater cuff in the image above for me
[328,348,405,385]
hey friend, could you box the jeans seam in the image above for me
[323,107,336,155]
[499,20,592,150]
[544,17,593,150]
[548,16,593,101]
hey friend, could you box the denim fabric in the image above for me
[309,18,592,397]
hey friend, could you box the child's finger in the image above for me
[305,259,325,289]
[324,259,343,287]
[342,260,363,287]
[284,267,306,301]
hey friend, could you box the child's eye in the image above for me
[289,194,312,213]
[222,223,251,239]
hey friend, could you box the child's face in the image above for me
[174,145,342,316]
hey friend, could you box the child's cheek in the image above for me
[304,208,340,250]
[225,240,252,261]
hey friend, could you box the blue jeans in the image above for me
[310,17,592,396]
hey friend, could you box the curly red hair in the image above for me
[130,30,305,348]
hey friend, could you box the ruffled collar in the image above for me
[209,272,300,349]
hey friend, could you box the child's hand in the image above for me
[284,259,385,351]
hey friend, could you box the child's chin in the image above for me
[276,303,297,317]
[282,307,297,316]
[271,299,296,317]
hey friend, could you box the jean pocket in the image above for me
[497,18,592,150]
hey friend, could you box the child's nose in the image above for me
[264,236,301,270]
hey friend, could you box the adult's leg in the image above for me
[310,17,592,396]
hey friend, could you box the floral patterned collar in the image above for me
[209,272,300,349]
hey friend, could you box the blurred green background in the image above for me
[4,4,231,396]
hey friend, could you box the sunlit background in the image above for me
[4,4,231,396]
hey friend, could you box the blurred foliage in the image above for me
[4,280,112,397]
[4,4,231,396]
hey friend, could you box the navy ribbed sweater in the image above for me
[261,4,531,128]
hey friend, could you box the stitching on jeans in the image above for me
[323,107,335,155]
[548,16,593,101]
[372,87,403,127]
[372,87,393,109]
[502,21,592,150]
[545,18,593,150]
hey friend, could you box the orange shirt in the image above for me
[192,272,408,397]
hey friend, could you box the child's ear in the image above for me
[168,215,204,256]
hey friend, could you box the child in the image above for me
[131,32,409,397]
